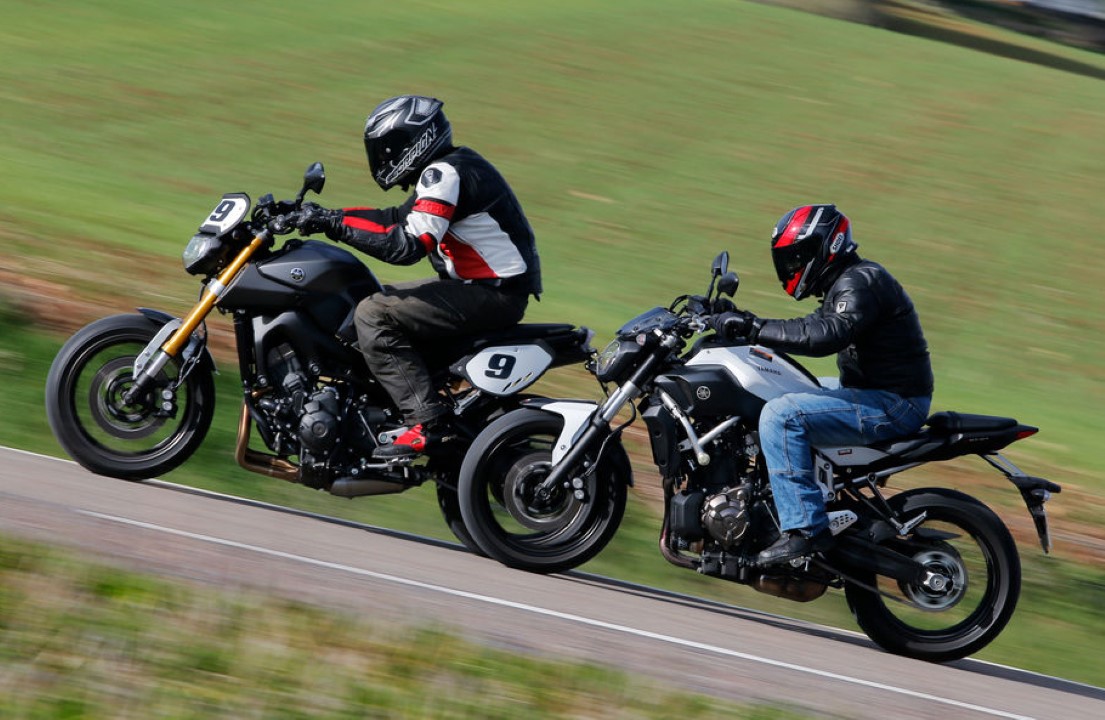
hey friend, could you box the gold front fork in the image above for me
[128,233,268,399]
[162,233,267,355]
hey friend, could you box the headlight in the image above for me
[182,233,226,276]
[594,338,642,384]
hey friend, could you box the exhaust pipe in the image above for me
[235,403,298,482]
[329,477,407,498]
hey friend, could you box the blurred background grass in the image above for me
[2,0,1105,691]
[0,535,810,720]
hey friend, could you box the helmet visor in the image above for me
[772,243,815,284]
[364,136,392,188]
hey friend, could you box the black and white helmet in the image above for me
[363,95,453,191]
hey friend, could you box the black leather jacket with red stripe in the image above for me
[755,257,934,398]
[326,146,542,296]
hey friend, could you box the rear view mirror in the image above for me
[717,271,739,297]
[296,162,326,204]
[711,251,730,277]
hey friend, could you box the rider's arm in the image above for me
[754,283,876,356]
[331,162,461,266]
[328,196,423,265]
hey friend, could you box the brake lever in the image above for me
[269,212,298,236]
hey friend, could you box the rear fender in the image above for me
[983,452,1061,553]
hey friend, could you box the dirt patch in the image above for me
[1,237,238,354]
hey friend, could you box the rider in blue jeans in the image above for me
[712,204,933,565]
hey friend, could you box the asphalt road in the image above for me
[2,446,1102,719]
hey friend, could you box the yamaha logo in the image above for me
[696,386,711,401]
[290,267,305,282]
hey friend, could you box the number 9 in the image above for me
[485,353,516,379]
[209,200,235,223]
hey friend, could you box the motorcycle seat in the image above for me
[926,411,1018,433]
[479,323,581,343]
[457,323,593,367]
[417,323,593,374]
[868,434,934,456]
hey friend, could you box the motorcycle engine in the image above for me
[299,387,340,454]
[258,343,347,487]
[701,484,752,551]
[668,432,760,549]
[668,481,754,552]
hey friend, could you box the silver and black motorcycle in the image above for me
[45,163,593,550]
[456,251,1060,661]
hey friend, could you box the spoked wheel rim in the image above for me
[87,355,167,440]
[877,520,995,632]
[66,337,194,458]
[479,430,600,550]
[898,544,968,612]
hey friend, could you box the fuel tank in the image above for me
[257,240,381,297]
[684,346,821,403]
[220,240,383,325]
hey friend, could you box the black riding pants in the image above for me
[354,277,529,425]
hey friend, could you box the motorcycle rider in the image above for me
[294,95,542,458]
[711,204,933,565]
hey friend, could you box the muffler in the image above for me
[329,477,407,498]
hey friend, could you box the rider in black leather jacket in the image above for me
[753,256,933,399]
[713,204,933,565]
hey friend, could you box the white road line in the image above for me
[80,509,1036,720]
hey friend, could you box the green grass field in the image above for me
[3,0,1105,694]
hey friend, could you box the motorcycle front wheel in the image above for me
[844,488,1021,662]
[457,408,628,574]
[45,313,216,480]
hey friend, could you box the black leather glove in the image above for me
[711,297,736,314]
[294,202,343,237]
[711,310,761,341]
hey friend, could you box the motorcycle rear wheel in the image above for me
[435,482,484,555]
[45,314,216,480]
[844,488,1021,662]
[457,408,628,574]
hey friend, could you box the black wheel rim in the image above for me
[875,517,1001,637]
[475,423,606,557]
[62,333,200,462]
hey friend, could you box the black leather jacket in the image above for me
[755,257,934,398]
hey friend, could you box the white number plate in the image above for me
[461,344,553,396]
[198,193,250,236]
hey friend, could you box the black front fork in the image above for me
[536,417,617,505]
[535,345,672,500]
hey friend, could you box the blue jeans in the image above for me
[758,388,931,534]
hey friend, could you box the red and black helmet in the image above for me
[770,204,857,300]
[363,95,453,191]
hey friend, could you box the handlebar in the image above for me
[268,212,298,236]
[251,194,301,236]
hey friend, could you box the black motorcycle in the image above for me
[45,163,592,550]
[456,251,1060,661]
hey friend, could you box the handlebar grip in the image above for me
[269,213,298,235]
